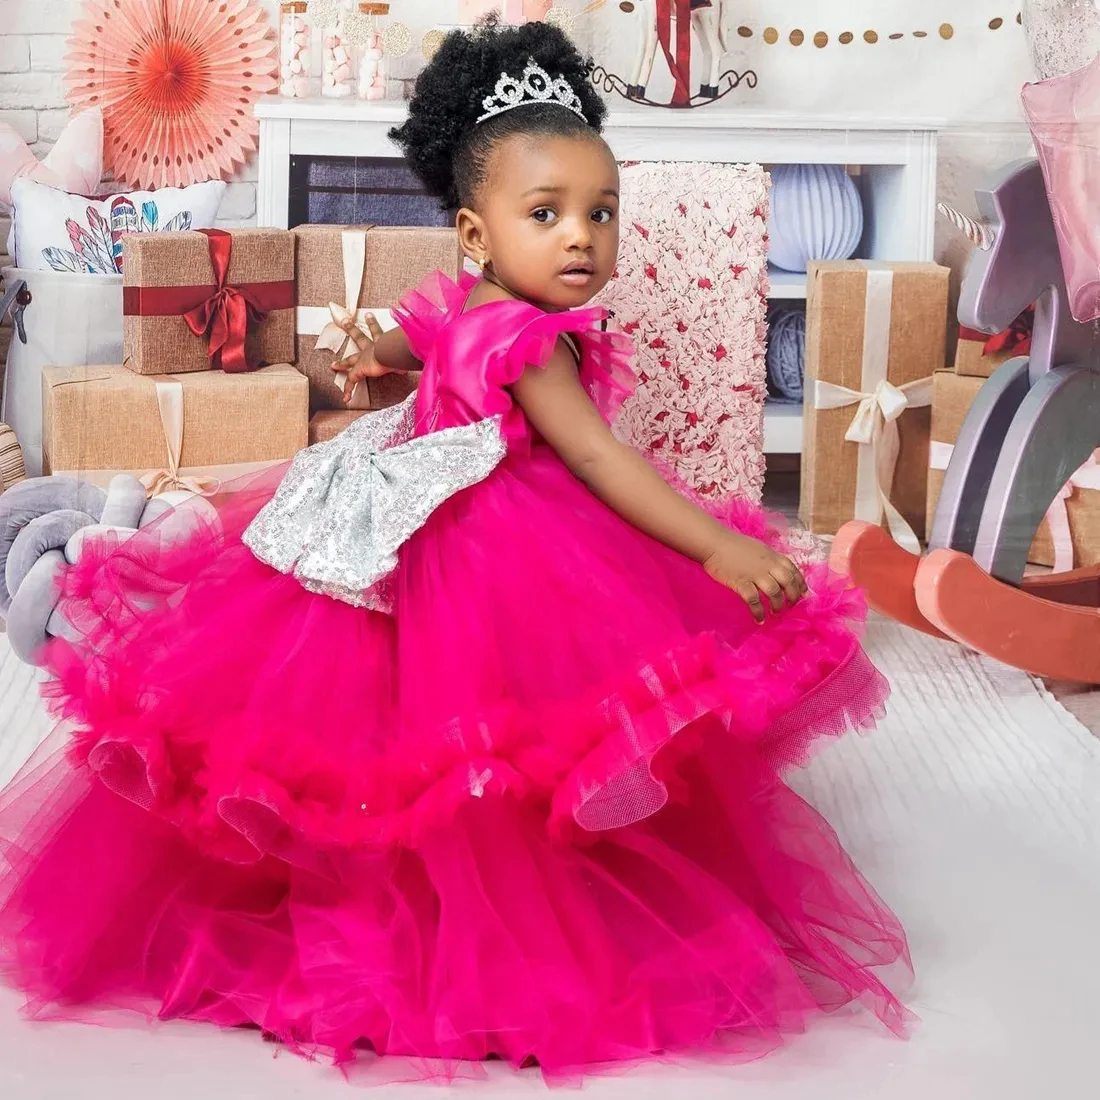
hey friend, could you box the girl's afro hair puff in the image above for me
[390,17,608,211]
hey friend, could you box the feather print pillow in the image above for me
[7,178,226,274]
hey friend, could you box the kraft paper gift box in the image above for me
[928,369,1100,570]
[800,260,950,547]
[954,307,1033,378]
[293,225,463,413]
[308,409,367,446]
[42,363,307,488]
[926,370,984,538]
[123,228,296,375]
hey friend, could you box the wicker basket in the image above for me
[0,422,26,493]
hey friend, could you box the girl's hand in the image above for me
[331,312,402,405]
[704,535,808,623]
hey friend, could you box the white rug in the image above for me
[0,621,1099,1100]
[0,632,50,790]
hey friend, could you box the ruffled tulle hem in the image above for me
[1,728,912,1080]
[39,603,887,866]
[27,444,889,868]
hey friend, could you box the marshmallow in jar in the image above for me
[279,2,312,99]
[356,4,388,103]
[322,9,354,98]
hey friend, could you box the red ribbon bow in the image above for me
[655,0,693,106]
[181,229,268,373]
[959,306,1034,359]
[981,307,1034,357]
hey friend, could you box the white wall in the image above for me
[0,0,1038,334]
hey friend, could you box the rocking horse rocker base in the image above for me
[833,521,1100,682]
[830,158,1100,684]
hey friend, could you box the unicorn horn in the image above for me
[937,202,994,250]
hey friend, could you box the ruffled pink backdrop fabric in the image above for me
[0,273,910,1079]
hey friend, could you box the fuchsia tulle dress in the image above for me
[0,273,910,1078]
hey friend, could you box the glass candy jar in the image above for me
[321,2,354,98]
[355,3,389,101]
[279,2,312,99]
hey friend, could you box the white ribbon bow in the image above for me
[313,230,369,401]
[812,375,933,554]
[296,229,400,404]
[809,264,932,554]
[138,381,222,499]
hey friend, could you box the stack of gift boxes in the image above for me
[42,225,463,490]
[799,262,1100,573]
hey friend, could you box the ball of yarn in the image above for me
[767,308,806,402]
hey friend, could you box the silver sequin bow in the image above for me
[243,396,507,611]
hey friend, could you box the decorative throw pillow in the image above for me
[7,177,226,274]
[0,108,103,209]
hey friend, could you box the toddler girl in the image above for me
[0,17,910,1080]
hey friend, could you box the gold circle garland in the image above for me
[340,11,375,50]
[581,2,1022,47]
[545,6,576,38]
[383,21,412,58]
[421,28,445,61]
[306,0,341,30]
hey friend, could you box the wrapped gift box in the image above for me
[801,260,949,545]
[1030,458,1100,570]
[927,369,1100,569]
[926,370,984,536]
[123,228,296,375]
[294,225,462,412]
[954,307,1033,378]
[308,409,367,445]
[42,363,307,487]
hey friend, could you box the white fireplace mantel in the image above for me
[255,98,941,453]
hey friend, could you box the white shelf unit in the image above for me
[767,266,809,300]
[255,100,939,454]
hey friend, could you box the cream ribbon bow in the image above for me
[138,381,222,499]
[812,375,933,553]
[313,229,372,401]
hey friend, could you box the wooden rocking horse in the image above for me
[627,0,729,103]
[832,159,1100,683]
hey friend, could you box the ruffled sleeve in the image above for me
[392,270,478,362]
[396,272,638,442]
[473,303,638,434]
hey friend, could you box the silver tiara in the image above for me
[476,60,587,125]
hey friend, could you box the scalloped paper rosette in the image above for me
[65,0,278,190]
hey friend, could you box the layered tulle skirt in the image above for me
[0,446,911,1077]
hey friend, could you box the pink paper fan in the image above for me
[65,0,278,189]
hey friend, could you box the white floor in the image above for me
[1,620,1099,1099]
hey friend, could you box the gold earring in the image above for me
[477,255,489,271]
